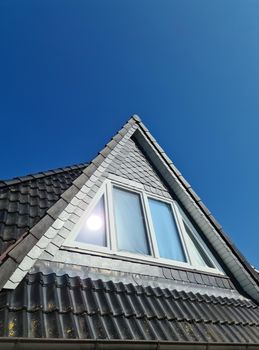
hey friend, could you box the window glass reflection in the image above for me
[76,195,107,247]
[183,222,214,268]
[113,188,150,255]
[148,198,186,262]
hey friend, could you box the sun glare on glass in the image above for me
[86,215,103,231]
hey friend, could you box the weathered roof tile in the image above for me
[2,272,257,342]
[0,164,87,255]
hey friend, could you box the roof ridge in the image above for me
[0,162,88,189]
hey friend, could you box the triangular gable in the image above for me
[2,115,259,304]
[1,117,139,289]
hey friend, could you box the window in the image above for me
[148,198,186,262]
[75,195,107,247]
[65,181,221,273]
[113,188,150,255]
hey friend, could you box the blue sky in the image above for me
[0,1,259,267]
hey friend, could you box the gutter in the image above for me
[0,338,258,350]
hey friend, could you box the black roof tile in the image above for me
[1,272,255,342]
[0,163,87,255]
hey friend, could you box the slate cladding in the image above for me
[162,267,235,290]
[0,272,259,342]
[0,164,87,255]
[108,138,169,195]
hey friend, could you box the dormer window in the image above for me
[65,180,221,273]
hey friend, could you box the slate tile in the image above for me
[179,270,189,282]
[171,269,181,281]
[194,273,204,284]
[201,273,210,285]
[186,271,196,284]
[215,277,225,289]
[222,278,232,289]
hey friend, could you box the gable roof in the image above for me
[1,116,259,347]
[0,116,259,294]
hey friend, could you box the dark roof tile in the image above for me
[8,233,37,263]
[1,273,259,342]
[0,258,18,290]
[0,163,87,255]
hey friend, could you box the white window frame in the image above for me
[174,201,223,271]
[64,182,111,254]
[63,179,224,275]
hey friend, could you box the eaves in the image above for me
[0,339,259,350]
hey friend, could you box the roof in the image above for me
[1,272,259,344]
[0,163,87,256]
[1,116,259,347]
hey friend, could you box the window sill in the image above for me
[61,243,225,277]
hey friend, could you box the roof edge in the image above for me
[0,338,257,350]
[0,163,88,189]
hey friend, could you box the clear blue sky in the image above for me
[0,1,259,268]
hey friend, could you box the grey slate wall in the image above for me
[107,138,171,198]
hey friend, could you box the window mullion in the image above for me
[106,181,117,252]
[142,193,160,258]
[171,201,192,264]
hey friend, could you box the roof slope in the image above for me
[0,164,87,255]
[1,272,259,343]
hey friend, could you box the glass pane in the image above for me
[113,188,150,255]
[183,222,214,268]
[75,195,106,247]
[148,199,186,262]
